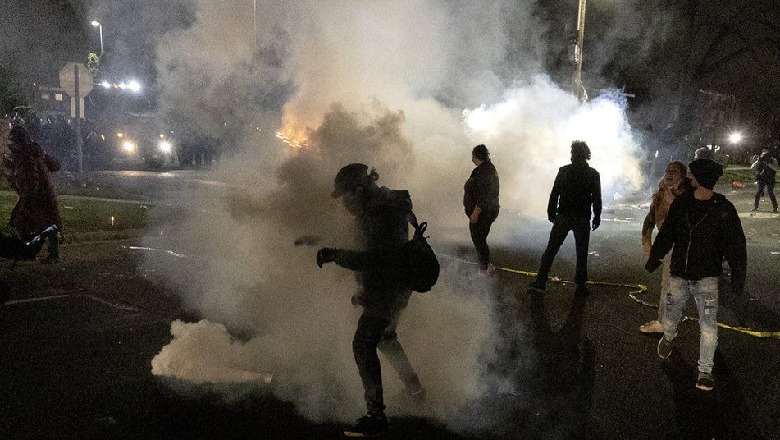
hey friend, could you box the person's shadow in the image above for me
[455,286,597,439]
[660,349,766,439]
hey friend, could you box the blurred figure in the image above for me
[750,149,778,212]
[647,158,746,392]
[694,146,714,160]
[530,141,602,295]
[639,162,688,333]
[3,126,62,263]
[317,163,423,438]
[463,144,500,274]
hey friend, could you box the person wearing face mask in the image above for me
[463,144,500,275]
[639,162,689,333]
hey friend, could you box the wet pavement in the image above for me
[1,180,779,439]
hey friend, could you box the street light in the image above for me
[573,0,588,103]
[91,21,104,57]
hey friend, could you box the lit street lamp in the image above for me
[91,21,104,57]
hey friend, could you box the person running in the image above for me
[530,140,601,295]
[317,163,423,438]
[646,158,746,391]
[639,161,688,333]
[463,144,500,274]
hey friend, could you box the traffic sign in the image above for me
[59,62,93,98]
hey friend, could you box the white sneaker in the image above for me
[640,320,663,333]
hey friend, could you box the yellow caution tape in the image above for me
[440,253,780,339]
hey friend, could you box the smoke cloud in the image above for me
[138,0,644,431]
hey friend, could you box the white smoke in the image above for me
[142,0,644,429]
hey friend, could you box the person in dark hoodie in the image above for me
[530,140,601,295]
[317,163,423,438]
[463,144,500,274]
[3,125,61,263]
[646,158,746,392]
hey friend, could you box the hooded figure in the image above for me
[3,126,61,262]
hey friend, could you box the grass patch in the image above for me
[0,192,184,239]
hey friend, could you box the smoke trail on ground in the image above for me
[140,0,645,431]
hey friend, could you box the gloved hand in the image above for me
[591,217,600,231]
[645,257,661,273]
[316,247,340,268]
[548,214,556,223]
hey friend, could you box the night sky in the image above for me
[2,0,779,145]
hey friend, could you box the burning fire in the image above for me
[275,130,310,150]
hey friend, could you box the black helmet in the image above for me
[332,163,370,198]
[9,125,29,144]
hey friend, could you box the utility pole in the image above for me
[573,0,588,103]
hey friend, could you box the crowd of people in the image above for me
[313,138,751,437]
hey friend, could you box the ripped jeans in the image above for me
[663,276,719,373]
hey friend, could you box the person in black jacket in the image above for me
[750,149,778,212]
[463,144,500,274]
[530,141,601,295]
[317,163,423,438]
[646,158,746,392]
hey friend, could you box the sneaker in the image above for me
[529,280,546,291]
[695,371,715,391]
[640,320,663,334]
[343,413,389,438]
[485,263,497,275]
[657,337,673,360]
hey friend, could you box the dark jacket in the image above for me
[3,141,61,237]
[646,191,746,294]
[334,187,412,308]
[547,162,601,221]
[463,160,499,216]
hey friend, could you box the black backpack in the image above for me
[401,212,440,293]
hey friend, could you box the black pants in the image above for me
[469,208,499,270]
[535,216,591,286]
[353,303,420,415]
[755,181,778,211]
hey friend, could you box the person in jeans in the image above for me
[463,144,500,274]
[639,161,688,333]
[530,140,601,295]
[750,149,778,212]
[317,163,423,438]
[646,158,746,391]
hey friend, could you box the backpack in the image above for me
[401,212,440,293]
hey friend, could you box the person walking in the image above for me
[750,149,778,212]
[3,125,61,263]
[463,144,500,274]
[646,158,746,392]
[317,163,423,438]
[639,161,688,333]
[530,140,601,295]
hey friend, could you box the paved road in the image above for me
[1,180,779,439]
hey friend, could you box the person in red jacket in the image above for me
[3,126,61,263]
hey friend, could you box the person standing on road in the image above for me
[463,144,500,274]
[316,163,423,438]
[3,125,61,263]
[646,158,746,392]
[530,140,602,295]
[639,161,688,333]
[750,149,778,212]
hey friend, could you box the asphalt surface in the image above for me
[1,179,779,440]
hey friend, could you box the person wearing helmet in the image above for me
[317,163,423,438]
